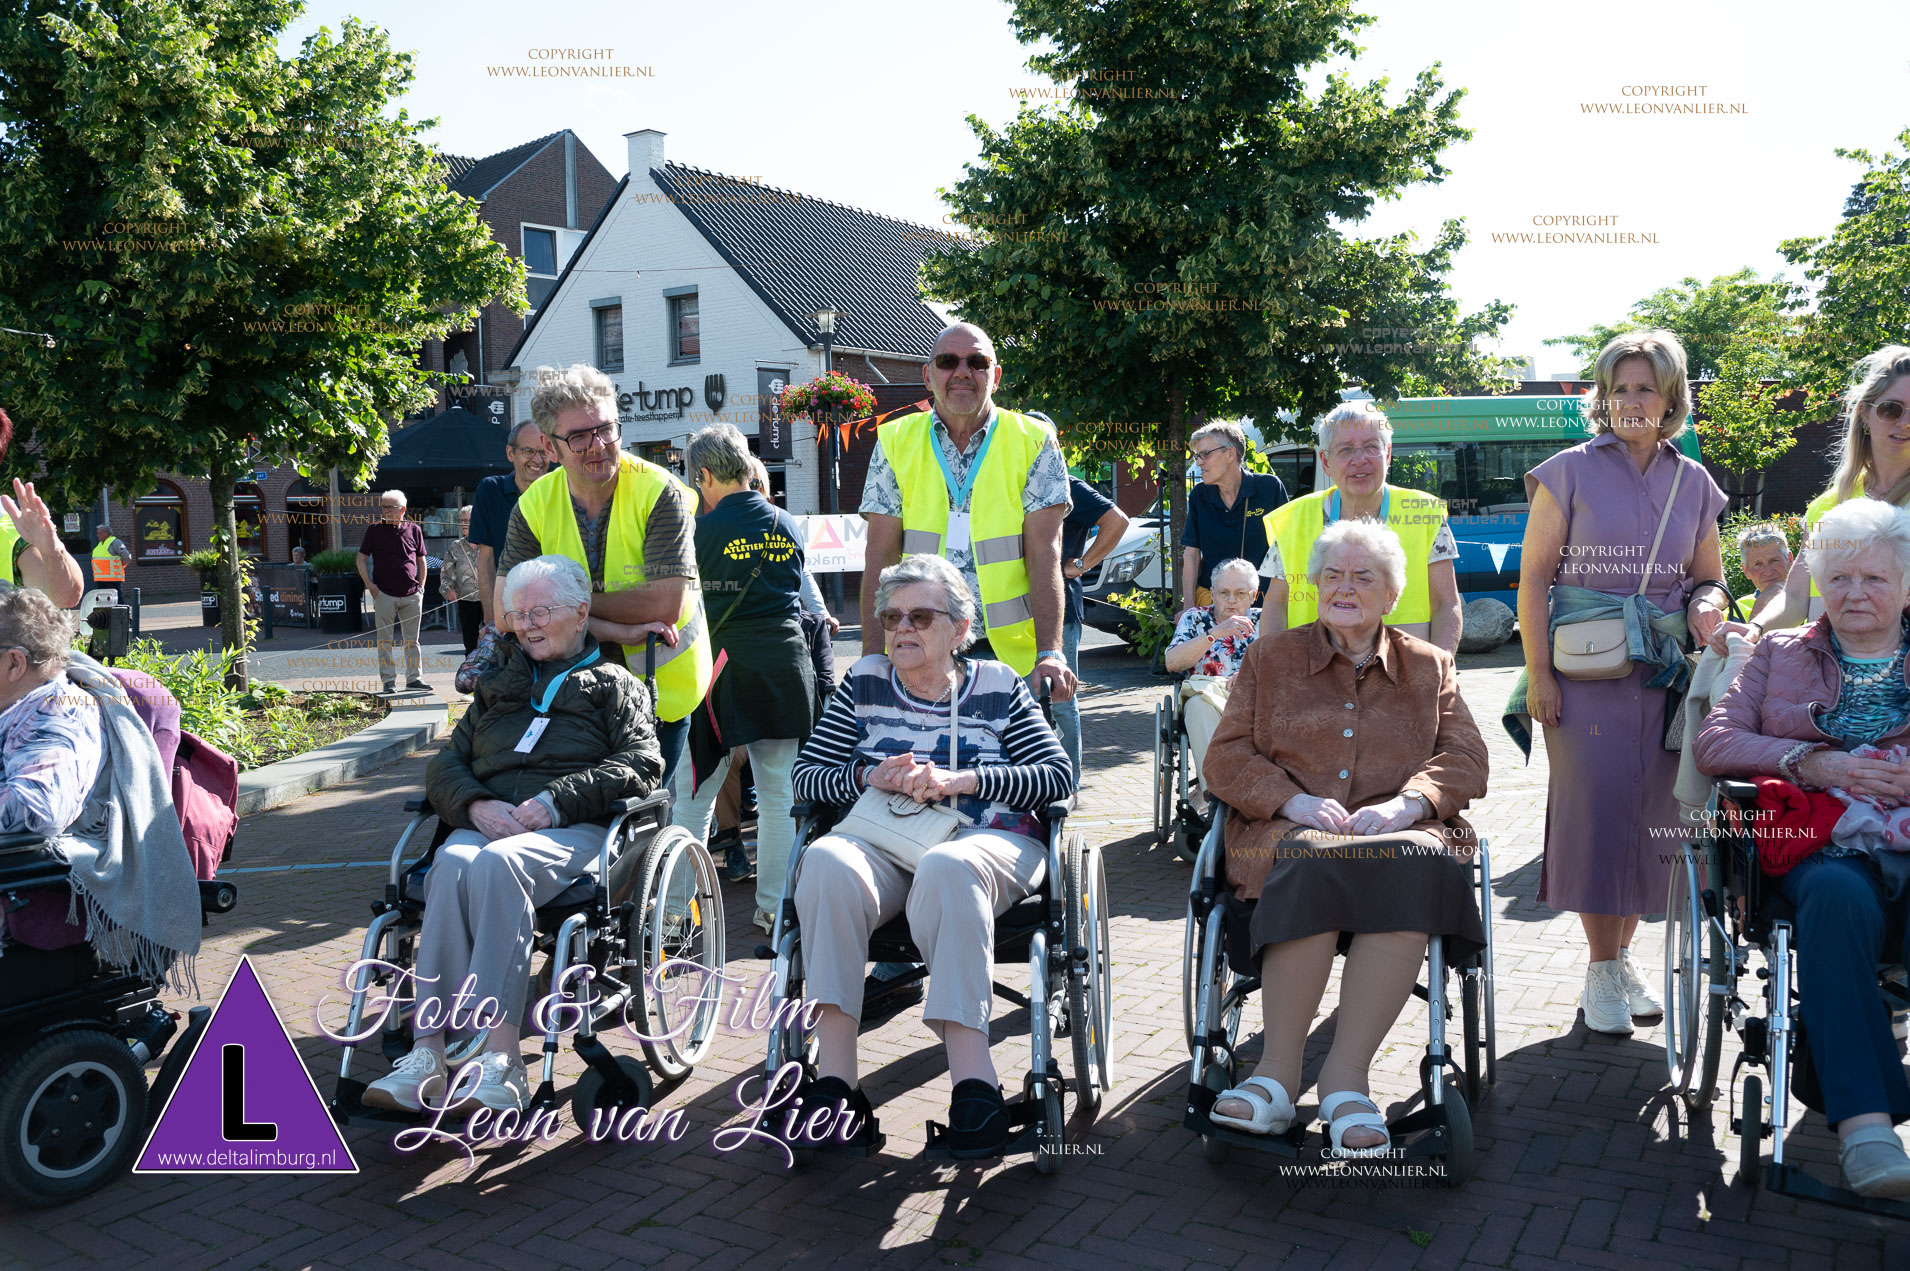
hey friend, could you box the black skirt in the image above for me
[1241,829,1486,966]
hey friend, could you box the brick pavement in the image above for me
[5,640,1909,1269]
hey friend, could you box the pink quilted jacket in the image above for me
[1693,617,1910,778]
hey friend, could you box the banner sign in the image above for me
[795,514,865,573]
[759,369,790,461]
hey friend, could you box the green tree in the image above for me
[919,0,1510,599]
[1694,324,1802,515]
[1544,269,1793,382]
[1780,131,1910,410]
[0,0,523,684]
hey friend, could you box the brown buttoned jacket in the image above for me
[1203,621,1490,900]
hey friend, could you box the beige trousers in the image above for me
[792,827,1046,1030]
[371,589,423,685]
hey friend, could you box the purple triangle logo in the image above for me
[134,956,357,1174]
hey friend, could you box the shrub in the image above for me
[309,548,360,574]
[1106,588,1180,662]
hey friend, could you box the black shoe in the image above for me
[793,1076,878,1154]
[382,681,396,694]
[946,1079,1010,1156]
[405,678,430,692]
[725,842,756,883]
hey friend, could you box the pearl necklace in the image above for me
[1842,653,1902,687]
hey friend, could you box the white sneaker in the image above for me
[362,1044,449,1112]
[1581,960,1634,1035]
[1620,949,1664,1020]
[463,1051,530,1113]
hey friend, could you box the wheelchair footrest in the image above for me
[1767,1158,1910,1221]
[1185,1081,1462,1163]
[923,1096,1042,1162]
[329,1077,442,1130]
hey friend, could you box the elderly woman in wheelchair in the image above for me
[1202,520,1488,1156]
[361,555,662,1117]
[1695,497,1910,1198]
[783,554,1075,1156]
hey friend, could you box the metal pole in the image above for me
[822,334,844,614]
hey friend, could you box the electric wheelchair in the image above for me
[1151,674,1208,861]
[757,794,1114,1172]
[330,642,726,1129]
[1663,780,1910,1219]
[1181,800,1496,1183]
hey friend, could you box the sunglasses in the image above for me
[933,353,994,372]
[1872,400,1907,425]
[878,607,949,631]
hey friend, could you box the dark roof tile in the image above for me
[447,131,565,200]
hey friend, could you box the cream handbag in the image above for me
[834,672,972,872]
[1551,462,1684,682]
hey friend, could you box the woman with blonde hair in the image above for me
[1511,329,1730,1035]
[1749,346,1910,632]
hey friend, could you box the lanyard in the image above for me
[930,412,998,512]
[530,646,602,715]
[1326,487,1389,524]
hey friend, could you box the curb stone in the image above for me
[234,699,448,815]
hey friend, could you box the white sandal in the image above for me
[1319,1090,1391,1158]
[1210,1075,1295,1135]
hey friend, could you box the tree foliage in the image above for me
[1543,269,1794,382]
[917,0,1510,596]
[0,0,523,678]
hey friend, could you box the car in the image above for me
[1079,514,1168,639]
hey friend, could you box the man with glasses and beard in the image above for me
[494,364,712,791]
[858,323,1076,706]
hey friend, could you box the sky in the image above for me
[286,0,1910,379]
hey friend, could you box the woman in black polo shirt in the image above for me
[1182,421,1287,609]
[673,425,817,933]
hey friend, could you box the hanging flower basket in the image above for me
[779,370,877,425]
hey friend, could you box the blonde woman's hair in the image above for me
[529,364,618,438]
[1826,345,1910,508]
[1586,330,1691,440]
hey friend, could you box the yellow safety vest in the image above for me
[1802,481,1869,616]
[1263,485,1447,629]
[515,454,712,722]
[884,409,1052,676]
[92,538,127,583]
[0,519,16,586]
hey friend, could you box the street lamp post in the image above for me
[812,308,843,613]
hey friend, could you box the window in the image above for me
[234,483,263,555]
[596,305,624,372]
[668,292,700,363]
[133,483,187,561]
[523,227,558,310]
[285,478,327,560]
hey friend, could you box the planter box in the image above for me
[200,583,219,627]
[313,573,365,634]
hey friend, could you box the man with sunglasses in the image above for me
[859,323,1076,705]
[495,365,712,792]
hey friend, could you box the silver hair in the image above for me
[381,489,407,506]
[459,504,473,516]
[1307,518,1408,599]
[502,554,592,613]
[1209,557,1259,590]
[1190,421,1247,462]
[529,363,618,438]
[1805,498,1910,593]
[1735,522,1789,556]
[0,586,79,670]
[874,553,977,652]
[685,423,753,486]
[1316,402,1394,455]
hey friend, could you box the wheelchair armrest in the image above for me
[1043,798,1076,824]
[404,796,433,815]
[608,790,671,817]
[1718,779,1760,807]
[0,831,50,855]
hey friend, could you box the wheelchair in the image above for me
[758,796,1114,1172]
[1664,779,1910,1219]
[1180,800,1496,1183]
[0,842,236,1206]
[1151,676,1208,861]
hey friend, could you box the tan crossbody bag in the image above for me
[1550,461,1684,682]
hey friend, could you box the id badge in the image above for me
[945,510,971,553]
[514,717,551,754]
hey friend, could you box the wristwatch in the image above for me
[1037,649,1065,662]
[1068,557,1086,571]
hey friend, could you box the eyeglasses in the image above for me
[878,607,949,631]
[1192,446,1231,463]
[1330,442,1386,461]
[1872,400,1907,424]
[505,605,567,628]
[932,353,994,372]
[554,421,620,453]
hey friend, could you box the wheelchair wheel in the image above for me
[1441,1091,1475,1187]
[1692,919,1728,1110]
[1664,853,1706,1100]
[1152,696,1175,851]
[1065,838,1114,1115]
[1182,896,1205,1056]
[1461,969,1483,1106]
[571,1055,655,1133]
[1033,1079,1066,1175]
[0,1029,147,1206]
[630,827,725,1081]
[1738,1073,1764,1189]
[1199,1065,1232,1165]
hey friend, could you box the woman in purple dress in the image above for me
[1516,330,1730,1036]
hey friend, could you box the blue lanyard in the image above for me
[1326,487,1389,524]
[530,646,601,715]
[930,411,998,512]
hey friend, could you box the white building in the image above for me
[500,128,950,514]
